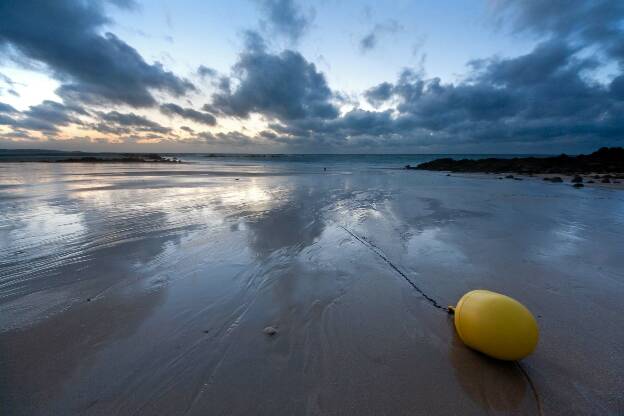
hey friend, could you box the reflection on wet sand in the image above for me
[1,284,165,415]
[1,163,624,415]
[242,185,331,257]
[0,199,187,413]
[449,334,533,413]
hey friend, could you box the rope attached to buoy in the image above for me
[339,225,449,312]
[340,224,543,416]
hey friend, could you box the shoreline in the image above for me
[442,171,624,190]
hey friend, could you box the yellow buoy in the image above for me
[452,290,539,361]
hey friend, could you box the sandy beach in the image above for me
[1,158,623,415]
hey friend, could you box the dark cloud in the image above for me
[3,0,624,152]
[0,128,39,142]
[0,101,172,139]
[359,33,377,53]
[359,20,403,53]
[255,0,312,43]
[248,36,624,152]
[195,17,623,152]
[160,103,216,125]
[0,102,18,114]
[355,39,624,149]
[0,100,85,134]
[610,75,624,99]
[0,114,16,127]
[106,0,139,10]
[0,72,21,97]
[197,65,217,79]
[0,73,14,85]
[0,102,18,127]
[494,0,624,62]
[242,30,267,52]
[91,111,171,134]
[364,82,394,107]
[210,34,338,122]
[0,0,195,107]
[192,130,256,147]
[259,130,277,139]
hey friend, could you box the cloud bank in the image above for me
[1,0,623,152]
[0,0,194,107]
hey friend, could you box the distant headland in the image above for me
[0,149,181,163]
[410,147,624,175]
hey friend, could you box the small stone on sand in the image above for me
[263,326,278,336]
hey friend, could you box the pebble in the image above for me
[263,326,278,336]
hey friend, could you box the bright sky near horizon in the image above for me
[0,0,623,153]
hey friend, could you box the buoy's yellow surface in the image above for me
[453,290,538,361]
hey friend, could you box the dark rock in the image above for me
[587,180,595,183]
[573,183,584,188]
[413,147,624,174]
[52,153,181,164]
[571,175,583,183]
[505,174,514,179]
[602,178,611,183]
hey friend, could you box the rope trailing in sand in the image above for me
[338,225,448,312]
[340,224,544,416]
[515,361,544,416]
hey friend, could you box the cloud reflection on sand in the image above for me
[1,161,624,415]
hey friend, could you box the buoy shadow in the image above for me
[449,331,533,413]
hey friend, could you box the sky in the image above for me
[0,0,623,153]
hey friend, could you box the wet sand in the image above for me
[1,162,623,415]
